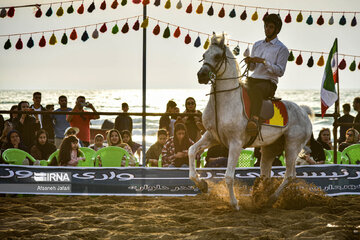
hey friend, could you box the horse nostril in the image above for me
[198,69,207,78]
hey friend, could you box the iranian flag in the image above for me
[321,38,338,117]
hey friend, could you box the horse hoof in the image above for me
[197,179,208,193]
[266,194,277,207]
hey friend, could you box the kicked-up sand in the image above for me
[0,179,359,240]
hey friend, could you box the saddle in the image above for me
[242,88,288,127]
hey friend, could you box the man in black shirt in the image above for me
[115,102,133,134]
[338,103,355,142]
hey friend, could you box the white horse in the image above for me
[188,33,313,210]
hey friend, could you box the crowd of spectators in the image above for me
[0,93,359,167]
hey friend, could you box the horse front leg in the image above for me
[188,131,216,193]
[225,142,242,210]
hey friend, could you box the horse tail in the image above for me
[300,105,315,122]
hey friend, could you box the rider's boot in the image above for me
[246,115,259,137]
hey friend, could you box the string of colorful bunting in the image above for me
[1,15,141,48]
[0,0,358,27]
[1,15,360,71]
[0,0,134,19]
[154,0,359,27]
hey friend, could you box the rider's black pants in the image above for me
[246,77,277,118]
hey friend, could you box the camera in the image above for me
[80,102,90,107]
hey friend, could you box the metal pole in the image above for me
[142,4,147,166]
[333,38,340,164]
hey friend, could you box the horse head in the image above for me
[197,33,227,84]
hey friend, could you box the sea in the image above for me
[0,89,358,148]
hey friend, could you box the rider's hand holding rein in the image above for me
[245,57,266,65]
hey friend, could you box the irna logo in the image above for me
[33,172,71,182]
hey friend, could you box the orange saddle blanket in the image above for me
[242,88,288,127]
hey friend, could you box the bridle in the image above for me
[200,43,249,144]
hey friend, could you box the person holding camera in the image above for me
[66,96,99,147]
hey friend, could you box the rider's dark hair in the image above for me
[263,13,283,34]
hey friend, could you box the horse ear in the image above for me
[219,33,225,47]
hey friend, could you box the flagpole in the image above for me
[333,38,340,164]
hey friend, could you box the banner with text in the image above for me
[0,164,359,196]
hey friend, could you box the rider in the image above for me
[244,13,289,136]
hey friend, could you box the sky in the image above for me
[0,0,359,90]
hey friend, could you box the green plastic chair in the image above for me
[47,149,86,166]
[325,150,342,164]
[324,149,333,164]
[92,146,131,167]
[199,150,207,168]
[79,147,96,167]
[2,148,36,165]
[158,154,162,167]
[278,153,286,166]
[237,150,256,167]
[39,160,49,166]
[47,149,60,164]
[341,144,360,164]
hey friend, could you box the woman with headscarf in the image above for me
[30,129,57,160]
[183,97,205,142]
[1,130,29,164]
[120,130,142,158]
[106,129,137,166]
[317,128,333,150]
[1,105,18,147]
[338,128,359,152]
[161,123,194,167]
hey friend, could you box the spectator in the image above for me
[54,96,72,148]
[253,147,283,166]
[162,123,194,167]
[106,129,136,166]
[183,97,205,142]
[317,128,333,150]
[64,126,83,147]
[115,102,133,134]
[64,126,79,137]
[338,128,359,152]
[13,101,40,148]
[30,92,54,143]
[5,105,18,126]
[1,130,29,164]
[338,103,355,143]
[296,135,325,165]
[159,100,177,136]
[89,134,106,151]
[1,130,29,153]
[146,129,168,166]
[353,97,360,133]
[121,130,142,159]
[1,105,18,147]
[205,144,229,168]
[58,135,85,166]
[30,129,57,160]
[66,96,99,147]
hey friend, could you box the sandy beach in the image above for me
[1,179,359,240]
